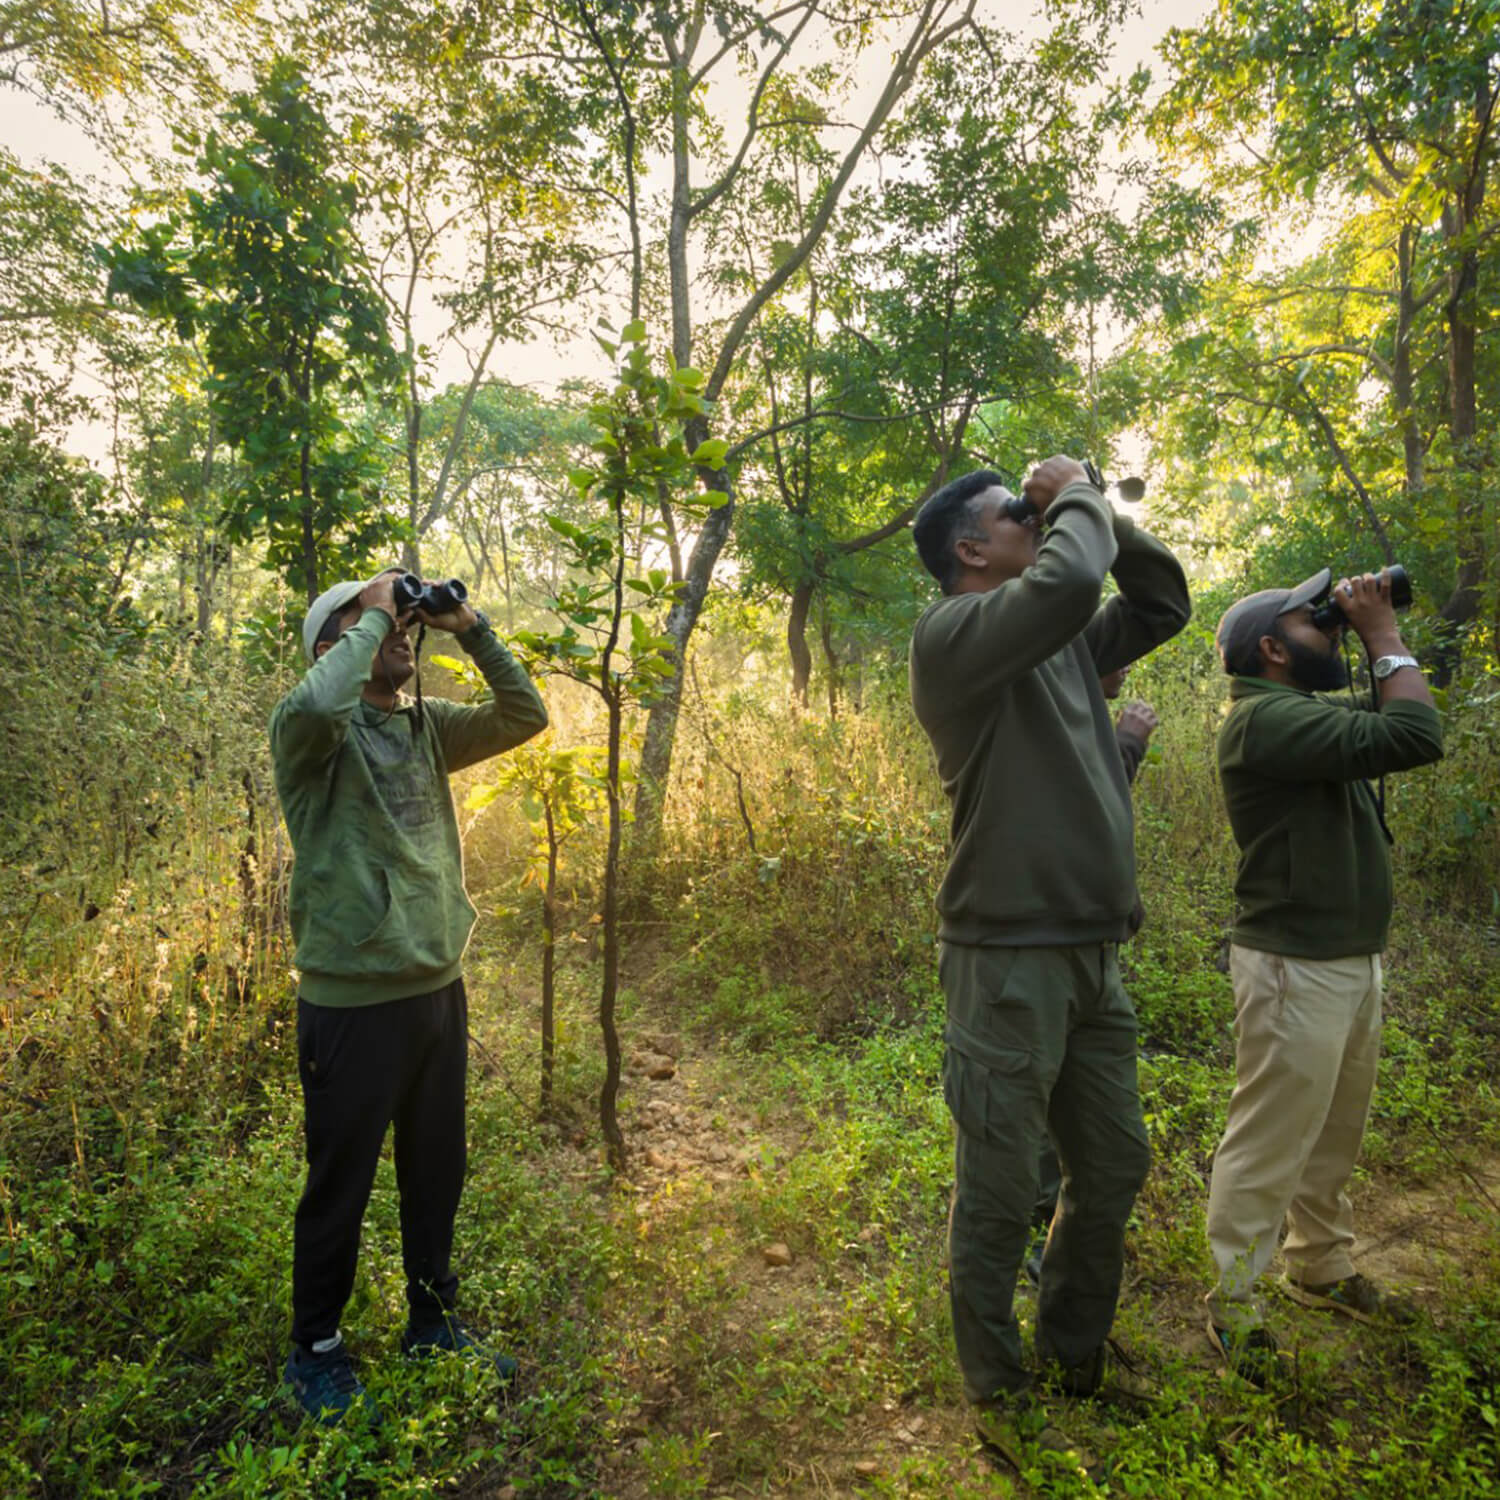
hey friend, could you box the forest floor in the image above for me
[531,1010,1500,1500]
[5,916,1500,1498]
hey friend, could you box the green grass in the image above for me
[3,659,1500,1495]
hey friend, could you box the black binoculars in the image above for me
[392,573,468,617]
[1310,565,1411,631]
[1000,459,1107,523]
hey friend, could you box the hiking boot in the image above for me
[1206,1316,1281,1389]
[402,1312,518,1383]
[1281,1271,1418,1326]
[284,1339,381,1427]
[1042,1339,1157,1408]
[974,1395,1097,1482]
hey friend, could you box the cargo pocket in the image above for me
[942,1018,1037,1146]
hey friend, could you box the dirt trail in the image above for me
[597,1042,1500,1497]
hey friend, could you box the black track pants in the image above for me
[290,978,468,1349]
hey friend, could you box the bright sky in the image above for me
[0,0,1213,468]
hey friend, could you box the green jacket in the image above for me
[1218,676,1442,958]
[270,608,548,1006]
[910,482,1191,947]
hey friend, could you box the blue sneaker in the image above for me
[402,1313,518,1383]
[284,1339,381,1426]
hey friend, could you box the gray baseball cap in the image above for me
[1215,567,1332,675]
[302,578,370,662]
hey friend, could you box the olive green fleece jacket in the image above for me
[910,482,1191,947]
[270,607,548,1006]
[1218,676,1443,958]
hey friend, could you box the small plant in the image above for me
[465,736,608,1115]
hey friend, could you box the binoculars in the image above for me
[1000,459,1107,523]
[1310,565,1411,631]
[392,573,468,617]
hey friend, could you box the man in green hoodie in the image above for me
[909,457,1190,1460]
[271,566,548,1424]
[1204,569,1442,1384]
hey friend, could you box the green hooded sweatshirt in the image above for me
[910,482,1191,947]
[1218,676,1443,958]
[270,608,548,1006]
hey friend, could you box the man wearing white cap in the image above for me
[1204,567,1441,1384]
[272,567,547,1423]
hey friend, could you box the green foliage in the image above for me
[102,58,406,603]
[1150,0,1500,657]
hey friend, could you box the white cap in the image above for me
[302,579,369,662]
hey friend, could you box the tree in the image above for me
[550,0,982,844]
[287,1,612,577]
[727,19,1210,705]
[513,323,703,1168]
[465,738,607,1116]
[1155,0,1500,666]
[103,58,405,603]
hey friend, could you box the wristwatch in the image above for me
[1372,654,1420,680]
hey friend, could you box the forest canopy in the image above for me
[2,2,1499,1496]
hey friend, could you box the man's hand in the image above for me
[1334,572,1399,647]
[416,585,479,634]
[1116,700,1158,745]
[1021,455,1091,515]
[359,570,400,622]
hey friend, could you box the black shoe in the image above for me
[1281,1271,1419,1326]
[1207,1317,1281,1388]
[1042,1340,1157,1408]
[402,1312,518,1383]
[284,1339,382,1427]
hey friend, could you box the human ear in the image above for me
[1258,633,1288,669]
[954,537,984,569]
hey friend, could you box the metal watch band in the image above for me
[1372,653,1419,679]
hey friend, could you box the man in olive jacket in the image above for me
[1205,569,1442,1382]
[271,567,548,1423]
[908,457,1190,1444]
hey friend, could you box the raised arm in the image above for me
[911,481,1117,712]
[269,607,393,774]
[427,618,549,772]
[1234,692,1443,782]
[1084,515,1192,675]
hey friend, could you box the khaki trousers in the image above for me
[1206,945,1382,1329]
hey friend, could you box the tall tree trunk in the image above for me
[820,597,840,720]
[1392,223,1424,497]
[788,578,815,707]
[403,385,422,573]
[540,807,557,1116]
[300,441,318,606]
[1435,171,1489,682]
[632,487,734,850]
[497,506,514,631]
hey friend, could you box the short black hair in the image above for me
[913,469,1009,593]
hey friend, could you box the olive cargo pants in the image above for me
[940,941,1151,1402]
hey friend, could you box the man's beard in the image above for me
[1284,635,1349,692]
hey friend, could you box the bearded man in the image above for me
[1205,569,1442,1383]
